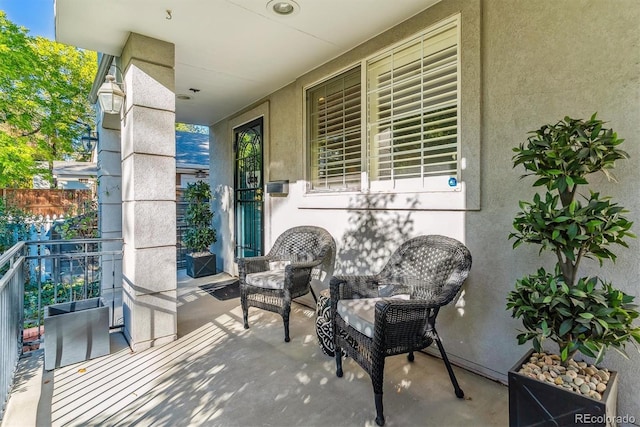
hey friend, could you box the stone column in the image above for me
[120,33,177,351]
[97,115,123,326]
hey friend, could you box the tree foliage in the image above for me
[176,123,209,134]
[0,12,97,187]
[0,198,30,253]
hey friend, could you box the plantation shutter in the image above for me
[307,67,361,191]
[367,19,459,188]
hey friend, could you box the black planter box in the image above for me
[509,349,618,427]
[186,253,216,278]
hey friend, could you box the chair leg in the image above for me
[374,393,385,426]
[283,314,291,342]
[372,356,386,426]
[335,346,343,377]
[435,336,464,398]
[241,295,249,329]
[282,296,292,342]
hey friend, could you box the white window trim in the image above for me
[365,15,461,193]
[301,11,479,211]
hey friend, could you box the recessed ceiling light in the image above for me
[176,94,191,100]
[267,0,299,16]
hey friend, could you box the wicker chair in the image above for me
[237,226,335,342]
[330,235,472,426]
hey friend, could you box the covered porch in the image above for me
[4,272,507,426]
[2,0,638,425]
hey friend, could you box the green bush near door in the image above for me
[183,181,217,278]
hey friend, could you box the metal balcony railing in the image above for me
[0,237,123,421]
[23,238,124,337]
[0,242,25,421]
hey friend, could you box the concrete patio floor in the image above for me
[3,272,508,427]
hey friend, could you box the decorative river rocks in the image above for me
[515,352,610,401]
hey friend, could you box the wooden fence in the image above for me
[1,189,93,217]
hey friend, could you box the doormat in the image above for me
[200,280,240,301]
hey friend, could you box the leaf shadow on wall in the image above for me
[337,193,418,275]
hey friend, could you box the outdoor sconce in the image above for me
[81,129,99,153]
[97,74,125,115]
[266,180,289,196]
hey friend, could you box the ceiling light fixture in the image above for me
[177,94,192,100]
[267,0,299,16]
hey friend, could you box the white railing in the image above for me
[0,242,25,421]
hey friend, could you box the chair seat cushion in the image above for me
[246,269,285,290]
[337,295,410,338]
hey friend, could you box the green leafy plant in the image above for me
[506,114,640,364]
[57,199,99,239]
[23,279,101,328]
[183,181,217,254]
[0,199,30,253]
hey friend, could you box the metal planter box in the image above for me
[186,253,216,278]
[509,349,618,427]
[44,297,110,370]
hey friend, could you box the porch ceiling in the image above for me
[55,0,440,126]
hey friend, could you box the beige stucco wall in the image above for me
[474,0,640,419]
[211,0,640,418]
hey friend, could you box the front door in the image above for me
[234,118,264,258]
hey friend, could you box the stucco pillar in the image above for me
[120,33,177,351]
[97,116,123,325]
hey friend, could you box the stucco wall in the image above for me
[475,0,640,419]
[211,0,640,418]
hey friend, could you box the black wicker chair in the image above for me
[237,226,335,342]
[330,235,472,426]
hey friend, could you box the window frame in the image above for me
[305,66,363,193]
[366,16,461,193]
[302,11,479,211]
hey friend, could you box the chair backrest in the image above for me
[267,226,335,265]
[377,235,472,306]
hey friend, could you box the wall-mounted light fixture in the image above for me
[81,128,99,153]
[195,170,208,179]
[97,74,125,115]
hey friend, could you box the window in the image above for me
[307,67,361,191]
[367,19,458,190]
[306,15,460,193]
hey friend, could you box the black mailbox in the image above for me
[266,180,289,195]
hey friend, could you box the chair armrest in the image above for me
[288,259,322,270]
[236,256,270,276]
[375,299,441,320]
[329,275,380,302]
[281,260,323,292]
[372,299,441,350]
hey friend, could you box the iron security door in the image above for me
[234,118,264,258]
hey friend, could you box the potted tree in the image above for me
[506,114,640,426]
[183,180,217,278]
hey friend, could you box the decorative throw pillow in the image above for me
[269,260,291,270]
